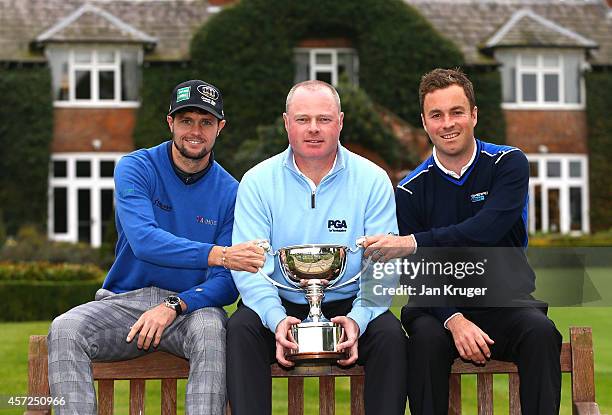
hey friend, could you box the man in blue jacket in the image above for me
[364,69,562,414]
[227,80,408,414]
[48,80,265,415]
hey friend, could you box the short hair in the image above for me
[285,80,341,114]
[419,68,476,111]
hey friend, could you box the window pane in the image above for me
[544,74,559,102]
[97,50,115,64]
[100,161,115,178]
[121,49,141,101]
[76,160,91,178]
[53,187,68,234]
[316,71,332,84]
[542,53,559,68]
[546,160,561,178]
[74,50,91,63]
[497,51,516,103]
[521,73,537,102]
[315,52,332,65]
[78,189,91,244]
[569,161,582,178]
[47,48,69,101]
[529,161,539,177]
[521,53,537,67]
[337,51,358,85]
[564,54,581,104]
[548,188,560,232]
[534,184,542,231]
[294,51,310,83]
[75,70,91,99]
[53,160,67,178]
[100,189,114,243]
[99,70,115,100]
[570,187,582,231]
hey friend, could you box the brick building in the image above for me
[0,0,610,245]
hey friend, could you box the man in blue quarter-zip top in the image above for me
[47,80,265,415]
[227,80,408,415]
[364,69,562,415]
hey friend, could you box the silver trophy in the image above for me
[257,238,367,363]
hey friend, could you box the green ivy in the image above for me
[0,66,53,235]
[585,70,612,232]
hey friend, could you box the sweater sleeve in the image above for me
[347,171,399,337]
[178,189,239,312]
[413,150,529,248]
[231,172,287,333]
[114,155,213,269]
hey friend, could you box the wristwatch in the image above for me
[163,295,183,316]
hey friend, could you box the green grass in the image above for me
[0,307,610,414]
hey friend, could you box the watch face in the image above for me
[165,295,180,306]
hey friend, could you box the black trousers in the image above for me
[402,306,562,415]
[227,298,408,415]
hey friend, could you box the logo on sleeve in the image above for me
[328,219,347,233]
[470,191,488,203]
[154,199,172,211]
[196,216,218,226]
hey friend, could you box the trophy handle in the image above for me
[256,268,303,292]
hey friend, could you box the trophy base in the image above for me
[286,321,346,363]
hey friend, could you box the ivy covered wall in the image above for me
[0,65,53,235]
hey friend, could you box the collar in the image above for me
[167,141,214,185]
[433,140,477,179]
[292,154,338,191]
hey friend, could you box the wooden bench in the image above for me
[26,327,600,414]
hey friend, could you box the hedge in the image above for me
[0,65,53,235]
[0,280,103,321]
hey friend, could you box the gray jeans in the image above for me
[47,286,227,415]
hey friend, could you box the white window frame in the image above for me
[527,154,589,235]
[48,152,126,247]
[48,45,141,108]
[500,49,585,111]
[294,47,359,87]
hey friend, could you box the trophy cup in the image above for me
[257,238,368,363]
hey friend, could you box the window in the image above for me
[47,46,141,106]
[48,153,125,247]
[294,48,359,86]
[527,155,589,234]
[496,50,584,109]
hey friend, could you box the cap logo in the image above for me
[176,87,190,102]
[197,85,220,101]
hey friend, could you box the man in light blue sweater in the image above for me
[48,80,265,415]
[227,80,408,415]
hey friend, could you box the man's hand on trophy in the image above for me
[362,234,416,261]
[209,241,266,272]
[333,316,359,366]
[275,316,301,367]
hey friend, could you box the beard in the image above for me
[172,135,210,161]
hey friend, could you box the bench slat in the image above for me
[571,327,596,404]
[448,373,461,415]
[349,376,365,415]
[94,352,189,380]
[161,378,177,415]
[98,380,114,415]
[129,379,145,415]
[509,373,521,415]
[319,376,335,415]
[477,373,493,415]
[288,377,304,415]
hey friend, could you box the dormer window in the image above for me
[47,45,141,107]
[496,50,585,109]
[294,47,359,86]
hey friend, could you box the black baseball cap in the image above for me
[168,80,224,120]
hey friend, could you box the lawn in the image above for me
[1,306,610,414]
